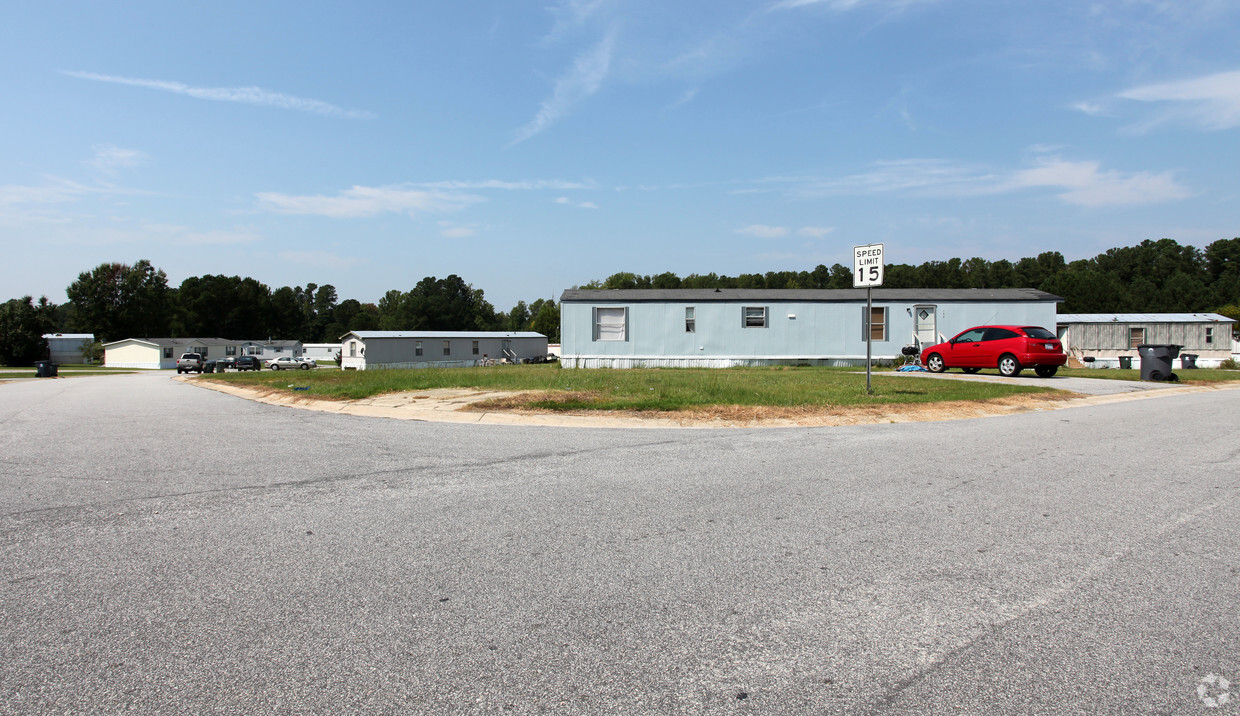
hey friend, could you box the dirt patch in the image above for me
[464,389,1081,427]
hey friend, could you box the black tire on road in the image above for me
[1034,365,1058,378]
[926,354,946,373]
[300,364,310,370]
[270,364,280,370]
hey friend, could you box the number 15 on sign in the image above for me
[853,243,884,288]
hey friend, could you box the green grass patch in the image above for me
[202,364,1063,412]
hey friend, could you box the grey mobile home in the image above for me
[339,331,548,370]
[559,288,1062,368]
[1057,313,1236,368]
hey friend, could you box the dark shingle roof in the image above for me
[559,288,1062,303]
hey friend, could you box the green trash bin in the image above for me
[1118,356,1133,370]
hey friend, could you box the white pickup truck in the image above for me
[176,353,206,374]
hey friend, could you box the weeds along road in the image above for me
[1,372,1238,714]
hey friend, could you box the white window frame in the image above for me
[593,307,628,341]
[743,306,767,328]
[349,341,357,357]
[163,347,173,359]
[1205,327,1214,344]
[415,341,423,357]
[685,306,696,333]
[472,340,480,355]
[861,306,888,342]
[442,340,451,356]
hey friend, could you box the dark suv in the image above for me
[234,355,263,371]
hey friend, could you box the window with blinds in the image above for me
[593,307,627,341]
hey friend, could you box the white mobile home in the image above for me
[559,288,1063,368]
[103,338,240,369]
[302,343,342,364]
[237,340,304,360]
[1056,313,1237,368]
[339,331,549,370]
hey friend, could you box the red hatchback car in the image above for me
[920,325,1067,377]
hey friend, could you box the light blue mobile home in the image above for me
[559,288,1062,368]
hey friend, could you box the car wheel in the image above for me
[1034,365,1058,378]
[926,353,946,373]
[300,363,310,370]
[962,367,980,374]
[998,354,1022,377]
[270,364,280,370]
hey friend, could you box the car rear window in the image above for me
[1022,327,1055,339]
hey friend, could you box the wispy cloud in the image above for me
[84,144,149,175]
[784,156,1189,206]
[256,185,484,218]
[513,31,616,143]
[1118,69,1240,131]
[769,0,935,12]
[736,224,835,238]
[62,71,375,119]
[736,224,789,238]
[555,196,599,209]
[423,179,595,191]
[1001,157,1190,206]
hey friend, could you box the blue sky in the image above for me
[3,0,1239,311]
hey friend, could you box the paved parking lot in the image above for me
[1,373,1238,714]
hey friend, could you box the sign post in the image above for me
[853,244,885,394]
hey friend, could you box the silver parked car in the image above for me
[266,355,317,370]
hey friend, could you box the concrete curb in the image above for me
[179,374,1240,430]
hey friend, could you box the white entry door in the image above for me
[914,305,937,347]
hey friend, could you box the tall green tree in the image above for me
[0,296,58,365]
[66,260,171,341]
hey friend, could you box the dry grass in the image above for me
[467,388,1080,426]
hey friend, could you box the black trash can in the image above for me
[1136,344,1180,381]
[1118,356,1133,370]
[1180,353,1198,369]
[34,360,58,377]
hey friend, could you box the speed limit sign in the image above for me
[853,244,884,287]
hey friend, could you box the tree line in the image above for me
[0,260,559,365]
[2,237,1238,365]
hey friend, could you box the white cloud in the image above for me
[797,226,834,238]
[1118,69,1240,131]
[555,196,600,209]
[255,185,484,218]
[62,71,375,119]
[1001,157,1191,206]
[736,224,788,238]
[424,179,594,191]
[513,31,616,143]
[769,0,933,11]
[440,226,477,238]
[783,156,1189,207]
[85,145,149,174]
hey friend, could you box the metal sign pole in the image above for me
[866,286,873,394]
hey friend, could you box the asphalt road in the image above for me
[1,373,1238,714]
